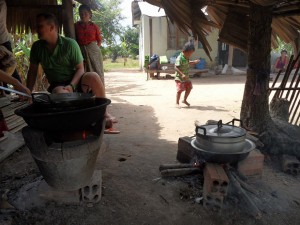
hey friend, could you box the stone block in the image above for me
[79,170,102,204]
[176,136,195,163]
[281,154,300,175]
[238,149,264,178]
[203,163,229,197]
[38,180,80,205]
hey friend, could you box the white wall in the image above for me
[139,15,219,68]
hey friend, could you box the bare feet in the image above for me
[176,103,181,109]
[106,113,118,123]
[182,100,190,107]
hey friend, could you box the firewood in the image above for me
[227,170,262,219]
[160,168,202,177]
[159,163,203,171]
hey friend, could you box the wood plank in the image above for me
[0,97,11,108]
[7,118,26,130]
[2,103,28,118]
[9,123,27,134]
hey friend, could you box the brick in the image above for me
[238,149,264,178]
[281,154,300,175]
[203,163,229,196]
[203,183,224,212]
[176,136,195,163]
[79,170,102,204]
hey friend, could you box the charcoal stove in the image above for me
[16,97,110,191]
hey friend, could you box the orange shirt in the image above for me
[74,21,102,46]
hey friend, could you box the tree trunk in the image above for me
[62,0,75,39]
[240,3,273,133]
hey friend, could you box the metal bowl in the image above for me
[191,138,256,164]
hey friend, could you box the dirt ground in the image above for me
[1,70,300,225]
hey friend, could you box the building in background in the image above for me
[131,1,247,71]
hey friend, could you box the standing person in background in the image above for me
[274,49,289,73]
[74,4,118,131]
[75,4,104,84]
[174,42,200,108]
[0,0,23,88]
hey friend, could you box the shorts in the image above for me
[47,73,88,93]
[175,80,193,92]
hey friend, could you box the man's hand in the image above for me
[63,85,73,93]
[13,82,32,101]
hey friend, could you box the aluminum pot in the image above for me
[191,138,255,164]
[195,119,246,153]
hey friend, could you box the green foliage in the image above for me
[272,36,294,55]
[74,0,124,46]
[107,45,124,62]
[103,58,139,71]
[12,33,37,82]
[120,26,139,57]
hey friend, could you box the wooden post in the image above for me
[149,17,153,56]
[227,45,234,74]
[240,3,273,132]
[62,0,75,39]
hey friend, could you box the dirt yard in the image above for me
[1,70,300,225]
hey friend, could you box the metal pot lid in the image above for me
[196,119,246,137]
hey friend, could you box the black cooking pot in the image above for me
[31,93,95,112]
[15,98,111,131]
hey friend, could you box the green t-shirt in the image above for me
[175,52,189,82]
[30,35,83,84]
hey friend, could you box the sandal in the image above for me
[104,128,120,134]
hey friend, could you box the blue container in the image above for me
[195,58,206,69]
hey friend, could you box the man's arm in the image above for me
[64,62,84,92]
[26,63,39,91]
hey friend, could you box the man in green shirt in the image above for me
[27,13,119,134]
[27,13,104,96]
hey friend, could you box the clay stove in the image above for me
[15,97,110,205]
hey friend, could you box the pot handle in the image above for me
[195,126,207,136]
[227,118,243,127]
[31,93,51,103]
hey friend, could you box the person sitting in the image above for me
[26,13,119,134]
[148,54,160,79]
[274,50,289,73]
[0,0,23,91]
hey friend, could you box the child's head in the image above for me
[182,42,195,58]
[79,4,92,22]
[281,49,287,56]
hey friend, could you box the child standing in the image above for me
[175,42,200,108]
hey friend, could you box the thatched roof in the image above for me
[144,0,300,60]
[6,0,99,34]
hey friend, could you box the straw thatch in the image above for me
[6,0,99,34]
[145,0,300,59]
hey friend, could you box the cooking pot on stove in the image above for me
[31,92,95,112]
[15,97,111,132]
[195,119,246,153]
